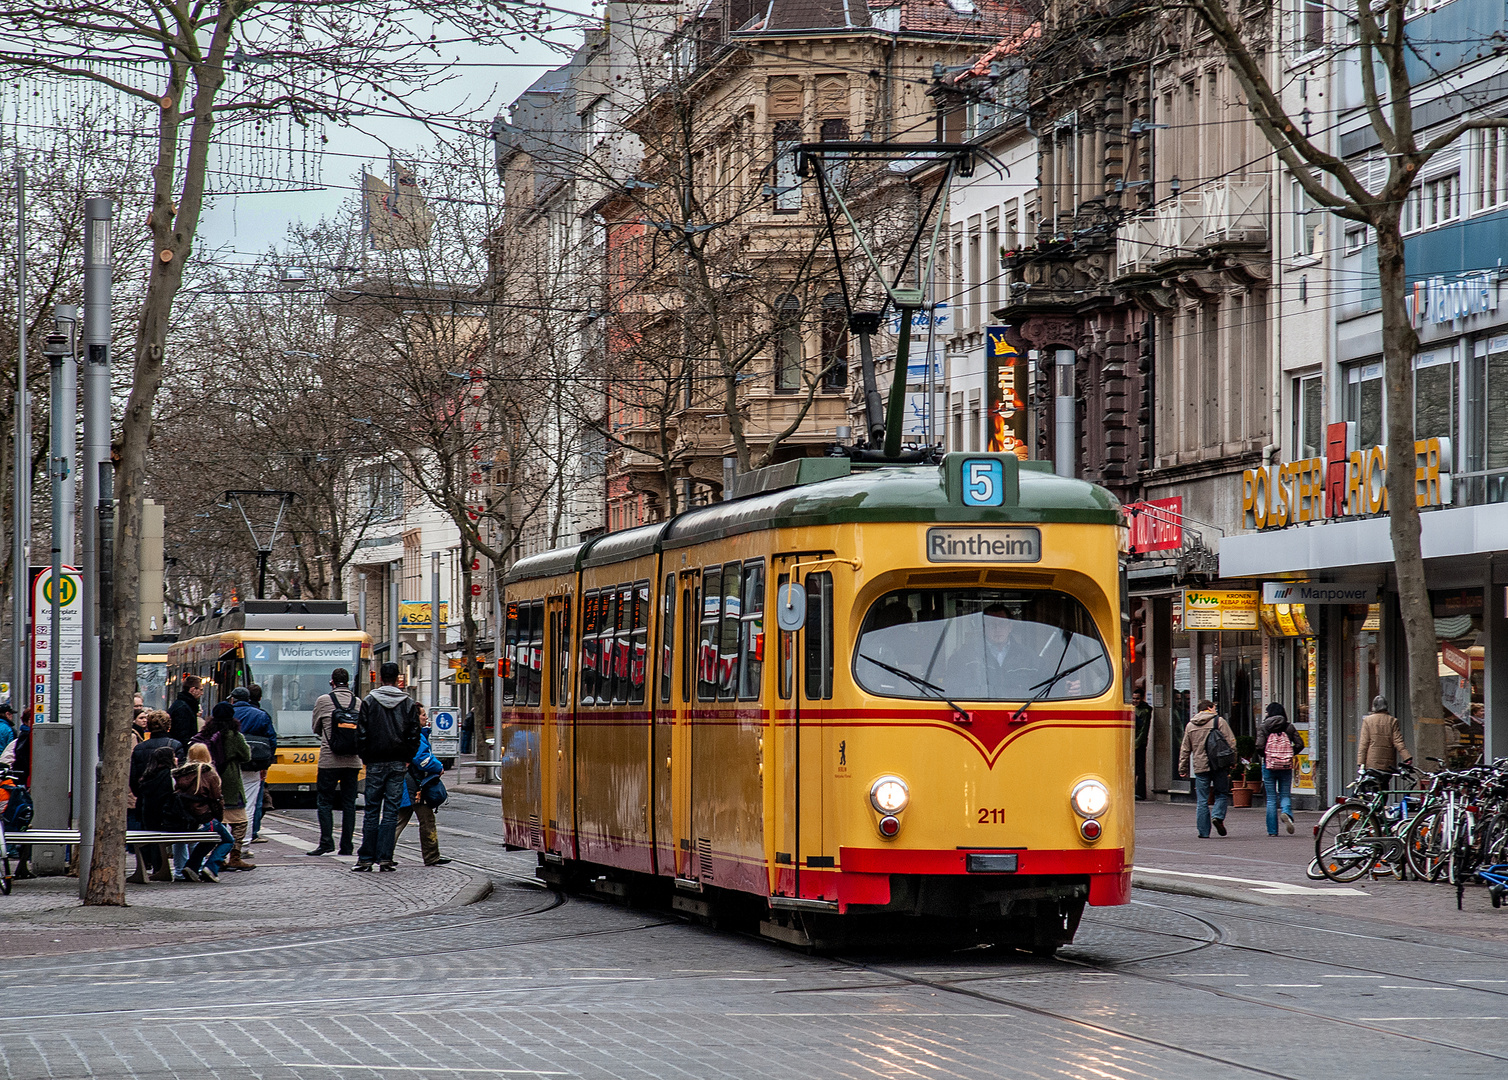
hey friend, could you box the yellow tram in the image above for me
[499,453,1132,951]
[167,600,371,798]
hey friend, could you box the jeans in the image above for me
[356,761,407,865]
[316,767,360,852]
[243,773,263,839]
[1194,771,1230,837]
[1263,767,1294,835]
[252,782,266,839]
[187,820,235,873]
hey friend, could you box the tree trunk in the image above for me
[1375,222,1445,765]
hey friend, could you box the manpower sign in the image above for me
[1262,583,1379,605]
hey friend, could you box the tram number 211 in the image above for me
[977,807,1008,824]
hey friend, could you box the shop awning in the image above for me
[1219,501,1508,578]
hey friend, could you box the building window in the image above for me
[1344,360,1383,451]
[1293,372,1323,458]
[819,117,848,190]
[819,293,847,391]
[1300,0,1324,51]
[1478,126,1508,211]
[1404,173,1460,233]
[773,120,801,213]
[774,293,802,391]
[1292,177,1322,256]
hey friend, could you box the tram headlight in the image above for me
[870,776,910,815]
[1070,779,1110,819]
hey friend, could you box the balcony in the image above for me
[1116,178,1268,276]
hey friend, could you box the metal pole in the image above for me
[78,197,111,898]
[45,307,77,730]
[12,164,28,712]
[357,572,366,637]
[882,307,917,459]
[390,563,402,669]
[430,551,441,710]
[491,577,502,760]
[1054,348,1076,478]
[256,550,268,600]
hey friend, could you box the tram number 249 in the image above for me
[283,751,318,764]
[977,807,1008,824]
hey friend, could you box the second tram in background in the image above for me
[498,452,1131,952]
[167,600,371,801]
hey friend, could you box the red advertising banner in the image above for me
[1126,497,1183,553]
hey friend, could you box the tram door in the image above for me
[672,569,701,881]
[542,595,575,859]
[773,563,832,898]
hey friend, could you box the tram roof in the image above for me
[504,455,1120,584]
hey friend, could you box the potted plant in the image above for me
[1230,736,1259,807]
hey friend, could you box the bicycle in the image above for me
[1313,765,1422,882]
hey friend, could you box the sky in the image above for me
[196,21,581,262]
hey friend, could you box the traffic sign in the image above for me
[431,710,457,733]
[32,567,83,724]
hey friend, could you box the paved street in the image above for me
[0,791,1507,1078]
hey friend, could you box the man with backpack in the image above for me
[1178,698,1238,839]
[230,686,276,847]
[308,667,362,856]
[353,662,422,872]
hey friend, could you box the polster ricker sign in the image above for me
[1241,421,1451,530]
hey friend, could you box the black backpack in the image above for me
[1204,724,1237,772]
[327,688,359,756]
[244,733,275,772]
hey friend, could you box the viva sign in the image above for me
[1242,421,1451,530]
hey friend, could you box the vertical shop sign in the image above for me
[1294,638,1318,793]
[985,326,1028,459]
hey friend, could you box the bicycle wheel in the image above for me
[1479,814,1508,866]
[1315,800,1380,882]
[1449,812,1482,888]
[1406,806,1449,882]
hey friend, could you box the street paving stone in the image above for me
[3,793,1508,1077]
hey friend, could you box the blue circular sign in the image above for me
[432,710,456,732]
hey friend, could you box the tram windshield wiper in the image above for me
[859,653,970,725]
[1010,655,1105,725]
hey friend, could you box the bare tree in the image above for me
[0,0,539,904]
[1182,0,1508,757]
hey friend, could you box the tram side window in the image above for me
[804,572,834,701]
[548,608,561,708]
[527,601,545,707]
[503,601,519,705]
[682,581,696,703]
[698,567,723,701]
[659,574,675,704]
[630,581,649,705]
[606,588,625,705]
[718,561,742,701]
[777,573,792,700]
[581,591,601,705]
[613,585,632,706]
[738,562,765,701]
[560,596,572,707]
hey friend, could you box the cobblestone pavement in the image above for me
[3,791,1508,1078]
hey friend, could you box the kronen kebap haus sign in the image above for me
[1241,421,1451,530]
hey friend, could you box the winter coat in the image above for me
[172,761,224,824]
[1358,711,1410,771]
[0,718,15,756]
[311,688,362,770]
[191,726,252,809]
[357,685,421,765]
[167,691,201,746]
[139,764,183,830]
[1178,709,1238,776]
[1256,714,1306,769]
[129,735,184,797]
[400,729,445,810]
[233,701,277,752]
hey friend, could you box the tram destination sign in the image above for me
[926,527,1040,563]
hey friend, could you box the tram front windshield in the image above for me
[244,640,361,741]
[855,588,1111,702]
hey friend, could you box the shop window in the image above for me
[1344,360,1383,450]
[1293,372,1323,459]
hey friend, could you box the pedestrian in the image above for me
[192,701,257,870]
[460,709,474,756]
[127,711,184,883]
[1257,702,1306,836]
[248,683,275,841]
[395,706,451,867]
[167,675,203,746]
[174,742,233,882]
[1358,694,1411,772]
[1,708,33,786]
[229,686,276,846]
[307,667,361,856]
[0,703,16,757]
[1178,698,1238,838]
[136,745,180,883]
[1132,686,1151,800]
[353,661,421,872]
